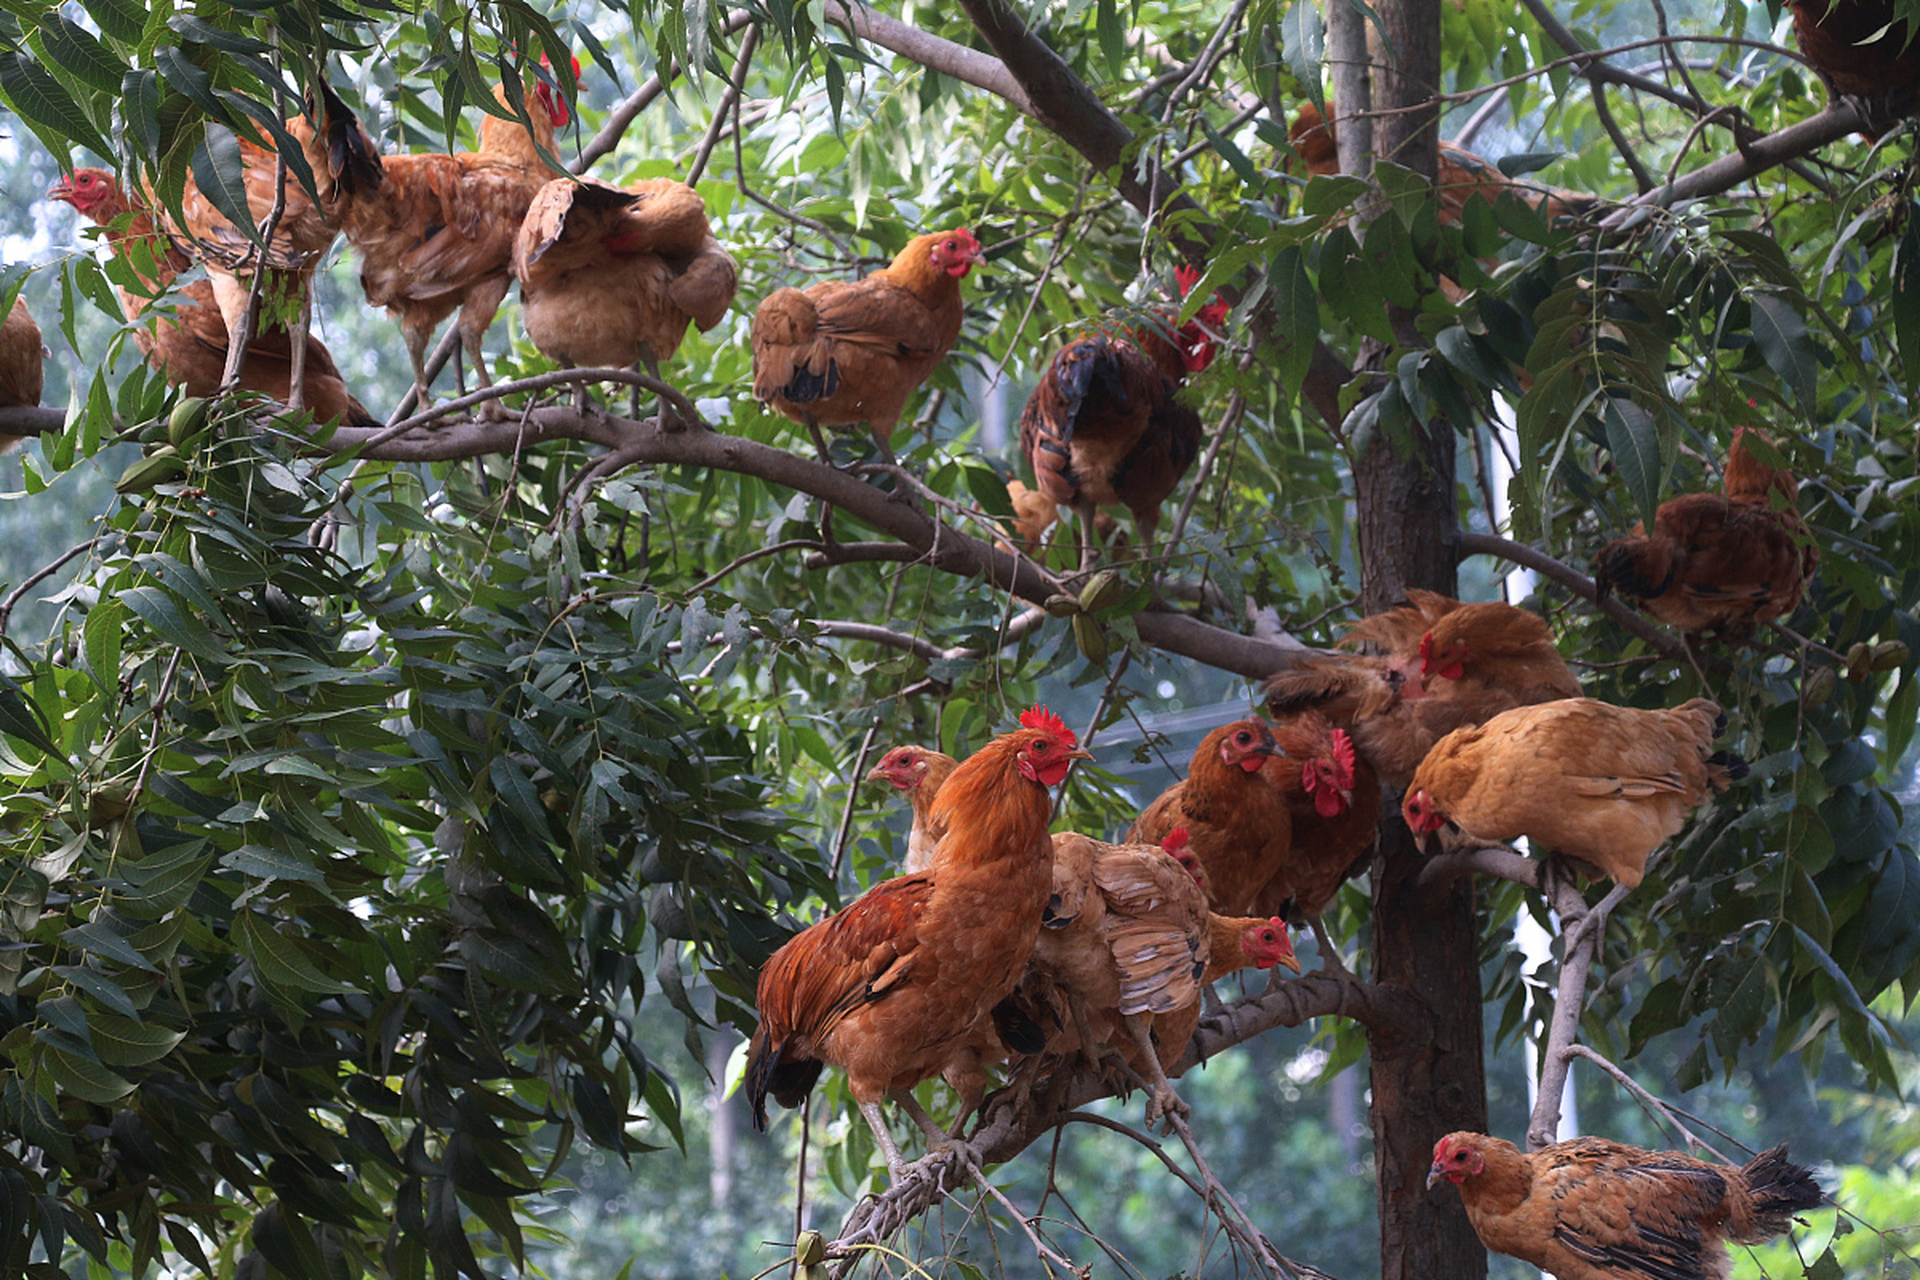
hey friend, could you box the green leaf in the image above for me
[1749,293,1817,413]
[188,123,258,246]
[37,15,125,95]
[236,912,353,995]
[37,1042,134,1104]
[1269,245,1318,399]
[119,585,231,665]
[0,672,61,757]
[86,1015,184,1067]
[154,46,229,123]
[1281,0,1325,110]
[1095,0,1127,76]
[80,0,146,44]
[0,50,113,159]
[1602,396,1664,530]
[1892,212,1920,393]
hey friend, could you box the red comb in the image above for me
[1162,827,1190,854]
[1330,727,1355,779]
[1175,264,1203,296]
[1018,705,1076,745]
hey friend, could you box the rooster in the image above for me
[750,227,985,448]
[1403,697,1746,889]
[512,175,737,417]
[1019,265,1227,567]
[1788,0,1920,139]
[49,170,379,429]
[1593,427,1819,641]
[302,61,576,414]
[1429,1132,1822,1279]
[0,297,44,453]
[1251,712,1382,924]
[746,706,1088,1178]
[1125,717,1293,915]
[865,744,958,874]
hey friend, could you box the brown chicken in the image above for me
[1019,265,1228,564]
[1429,1132,1822,1280]
[1593,427,1819,640]
[512,174,737,411]
[0,296,43,453]
[750,227,984,446]
[1034,828,1297,1123]
[1251,712,1382,923]
[303,63,575,412]
[745,706,1088,1177]
[999,478,1060,555]
[1125,717,1293,915]
[1789,0,1920,139]
[1403,697,1745,889]
[1263,653,1429,790]
[49,170,379,428]
[865,744,958,874]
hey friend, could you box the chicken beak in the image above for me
[47,176,72,203]
[1065,747,1095,762]
[1426,1165,1446,1191]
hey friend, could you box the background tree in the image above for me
[1,0,1919,1277]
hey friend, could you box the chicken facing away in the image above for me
[1429,1132,1822,1280]
[750,227,984,445]
[1788,0,1920,139]
[1018,265,1228,564]
[1251,712,1382,923]
[865,744,958,874]
[1403,697,1746,889]
[1593,427,1819,640]
[1126,717,1293,915]
[511,174,737,413]
[49,170,379,429]
[302,61,576,414]
[746,706,1088,1178]
[0,296,44,454]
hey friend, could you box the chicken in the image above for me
[1018,265,1227,565]
[1402,697,1746,889]
[1263,653,1429,791]
[1289,102,1598,228]
[1593,427,1819,640]
[745,706,1089,1178]
[1000,478,1060,556]
[1125,717,1293,915]
[1033,828,1298,1123]
[1788,0,1920,139]
[1251,712,1382,923]
[0,296,43,453]
[511,174,737,414]
[1428,1132,1823,1280]
[750,227,984,447]
[865,744,958,874]
[302,62,576,413]
[48,170,378,429]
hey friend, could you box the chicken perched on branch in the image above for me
[1251,712,1382,924]
[746,707,1088,1178]
[866,744,958,874]
[49,170,379,429]
[1429,1132,1823,1280]
[1403,697,1746,889]
[512,174,737,417]
[1788,0,1920,139]
[1033,828,1297,1124]
[1593,427,1819,641]
[1019,265,1227,567]
[302,60,576,414]
[750,227,984,449]
[1126,717,1292,915]
[0,297,44,453]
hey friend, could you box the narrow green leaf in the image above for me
[60,920,159,972]
[39,1042,134,1103]
[80,0,146,44]
[1281,0,1325,110]
[188,123,258,245]
[1269,244,1318,400]
[1749,293,1817,413]
[87,1015,184,1067]
[1602,396,1664,530]
[119,585,230,665]
[0,50,112,159]
[0,672,61,756]
[153,46,228,122]
[1095,0,1128,76]
[237,912,353,994]
[37,15,125,94]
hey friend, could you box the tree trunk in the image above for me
[1345,0,1491,1274]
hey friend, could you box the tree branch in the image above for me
[823,1,1032,110]
[1525,879,1633,1150]
[1455,531,1692,661]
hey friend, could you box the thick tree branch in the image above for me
[1455,531,1692,661]
[823,1,1031,109]
[0,408,65,438]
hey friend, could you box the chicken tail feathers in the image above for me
[743,1025,819,1132]
[1593,534,1678,603]
[342,397,381,432]
[990,994,1050,1056]
[1707,749,1748,788]
[312,79,384,201]
[1733,1144,1825,1240]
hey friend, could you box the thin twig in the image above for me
[832,715,884,880]
[0,534,107,635]
[688,25,760,187]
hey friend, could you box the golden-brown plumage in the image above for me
[1788,0,1920,139]
[1403,697,1745,888]
[512,175,737,385]
[1263,652,1430,790]
[1126,718,1293,915]
[1000,479,1060,556]
[304,68,574,411]
[1018,268,1227,557]
[745,707,1087,1176]
[750,228,983,442]
[49,170,378,428]
[0,295,42,455]
[1428,1132,1822,1280]
[866,744,958,874]
[1594,428,1819,639]
[1251,712,1382,922]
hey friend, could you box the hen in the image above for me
[750,227,984,448]
[303,62,575,412]
[0,296,43,453]
[746,706,1087,1178]
[1403,697,1745,889]
[1018,265,1227,565]
[1593,427,1818,640]
[1788,0,1920,139]
[1429,1132,1822,1280]
[1263,653,1428,790]
[1034,828,1297,1124]
[511,174,737,415]
[865,744,958,874]
[1251,712,1382,924]
[1125,717,1293,915]
[49,169,379,428]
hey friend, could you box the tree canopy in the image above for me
[2,0,1920,1277]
